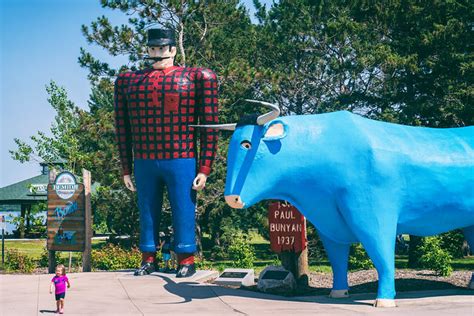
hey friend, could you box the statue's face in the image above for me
[147,45,177,59]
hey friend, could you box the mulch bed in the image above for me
[300,269,473,296]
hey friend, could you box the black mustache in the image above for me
[144,56,173,62]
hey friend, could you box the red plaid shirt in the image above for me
[114,66,218,176]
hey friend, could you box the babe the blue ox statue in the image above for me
[192,100,474,307]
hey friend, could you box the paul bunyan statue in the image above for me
[114,28,218,277]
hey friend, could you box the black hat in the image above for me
[147,28,176,47]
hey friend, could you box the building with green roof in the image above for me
[0,161,99,238]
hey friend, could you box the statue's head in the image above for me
[146,28,177,68]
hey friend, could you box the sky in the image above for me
[0,0,274,188]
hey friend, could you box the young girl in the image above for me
[49,264,70,314]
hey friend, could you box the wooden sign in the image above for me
[268,202,306,253]
[47,172,85,252]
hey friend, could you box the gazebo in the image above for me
[0,161,65,237]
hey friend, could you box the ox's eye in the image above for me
[240,140,252,150]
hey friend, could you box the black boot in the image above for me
[176,263,196,278]
[134,262,155,276]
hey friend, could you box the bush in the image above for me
[417,236,453,276]
[349,243,374,270]
[4,249,36,273]
[228,231,256,268]
[210,245,227,260]
[195,257,214,270]
[91,244,141,271]
[440,230,465,259]
[307,224,327,263]
[38,249,63,268]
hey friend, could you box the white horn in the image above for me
[189,123,237,131]
[243,99,280,125]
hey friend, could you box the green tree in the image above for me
[228,229,257,268]
[252,0,391,115]
[252,0,473,125]
[417,236,453,276]
[350,0,473,126]
[10,81,83,173]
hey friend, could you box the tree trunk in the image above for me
[297,246,310,287]
[25,205,31,235]
[280,218,309,289]
[196,222,203,259]
[82,169,92,272]
[19,204,26,239]
[408,235,423,268]
[178,0,186,66]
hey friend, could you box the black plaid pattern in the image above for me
[114,66,219,176]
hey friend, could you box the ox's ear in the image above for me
[262,120,287,141]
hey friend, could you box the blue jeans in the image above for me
[134,158,197,253]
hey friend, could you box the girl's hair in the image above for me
[56,264,66,275]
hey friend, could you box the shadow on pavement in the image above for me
[350,278,471,295]
[151,274,374,306]
[149,273,473,307]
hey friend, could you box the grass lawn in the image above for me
[4,238,474,274]
[4,239,106,260]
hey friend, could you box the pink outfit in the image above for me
[52,275,68,294]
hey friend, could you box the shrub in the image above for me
[307,224,327,263]
[38,249,63,268]
[349,243,374,270]
[91,244,141,271]
[417,236,453,276]
[5,249,36,273]
[440,230,465,259]
[228,231,256,268]
[195,257,214,270]
[210,245,227,260]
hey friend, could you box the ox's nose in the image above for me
[225,195,245,209]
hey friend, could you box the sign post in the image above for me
[268,202,309,287]
[47,170,92,273]
[1,215,5,266]
[82,169,92,272]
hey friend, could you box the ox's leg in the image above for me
[358,228,397,307]
[462,225,474,289]
[338,193,398,307]
[318,232,350,298]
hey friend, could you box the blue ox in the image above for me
[193,100,474,307]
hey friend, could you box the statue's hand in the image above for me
[192,173,207,191]
[123,175,136,191]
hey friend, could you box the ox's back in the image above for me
[278,111,474,236]
[350,113,474,165]
[340,112,474,235]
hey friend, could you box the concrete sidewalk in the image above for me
[1,271,473,315]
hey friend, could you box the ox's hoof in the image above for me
[329,289,349,298]
[374,299,397,308]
